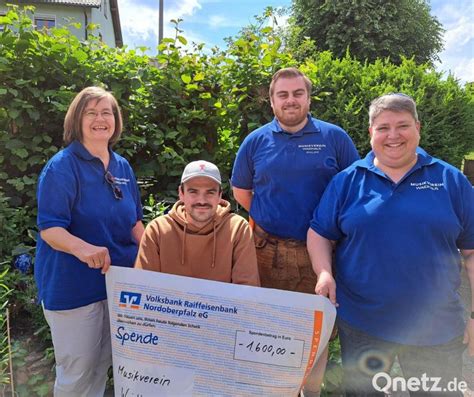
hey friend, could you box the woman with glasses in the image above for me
[35,86,144,396]
[307,93,474,396]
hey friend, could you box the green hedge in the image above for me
[301,53,473,165]
[0,6,473,390]
[0,6,472,208]
[0,10,473,207]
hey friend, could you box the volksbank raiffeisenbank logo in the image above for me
[119,291,142,309]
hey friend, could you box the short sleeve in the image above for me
[231,137,254,190]
[310,178,343,241]
[37,160,77,231]
[456,176,474,249]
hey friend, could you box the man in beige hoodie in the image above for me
[135,160,260,287]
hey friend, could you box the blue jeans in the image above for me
[337,319,465,397]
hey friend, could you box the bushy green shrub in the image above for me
[142,195,170,224]
[302,53,474,165]
[0,268,12,386]
[0,189,39,386]
[1,6,471,210]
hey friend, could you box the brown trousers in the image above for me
[253,224,338,340]
[253,225,317,293]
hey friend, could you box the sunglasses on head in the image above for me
[104,171,123,200]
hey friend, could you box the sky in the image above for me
[116,0,474,84]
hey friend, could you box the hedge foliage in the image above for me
[0,6,473,210]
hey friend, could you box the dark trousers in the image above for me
[338,319,465,397]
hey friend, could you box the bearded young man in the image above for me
[135,160,260,287]
[231,67,359,396]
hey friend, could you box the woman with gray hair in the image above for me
[307,93,473,395]
[35,87,144,396]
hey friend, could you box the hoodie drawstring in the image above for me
[180,218,217,269]
[211,220,216,268]
[181,223,187,266]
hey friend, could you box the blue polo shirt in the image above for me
[35,141,143,310]
[231,115,359,240]
[311,148,474,345]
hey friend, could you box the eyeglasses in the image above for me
[83,110,114,119]
[104,171,123,200]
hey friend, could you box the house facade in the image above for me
[0,0,122,47]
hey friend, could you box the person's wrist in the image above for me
[317,269,333,278]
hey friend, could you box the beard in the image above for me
[273,105,309,130]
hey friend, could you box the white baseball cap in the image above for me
[181,160,222,185]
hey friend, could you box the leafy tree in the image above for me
[288,0,444,65]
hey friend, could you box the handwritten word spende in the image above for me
[115,326,159,346]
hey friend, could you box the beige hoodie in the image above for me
[134,200,260,286]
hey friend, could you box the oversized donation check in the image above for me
[106,266,336,397]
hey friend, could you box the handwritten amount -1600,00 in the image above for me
[234,330,304,367]
[245,341,288,357]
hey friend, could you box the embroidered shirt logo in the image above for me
[298,144,326,154]
[112,177,130,185]
[410,181,444,191]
